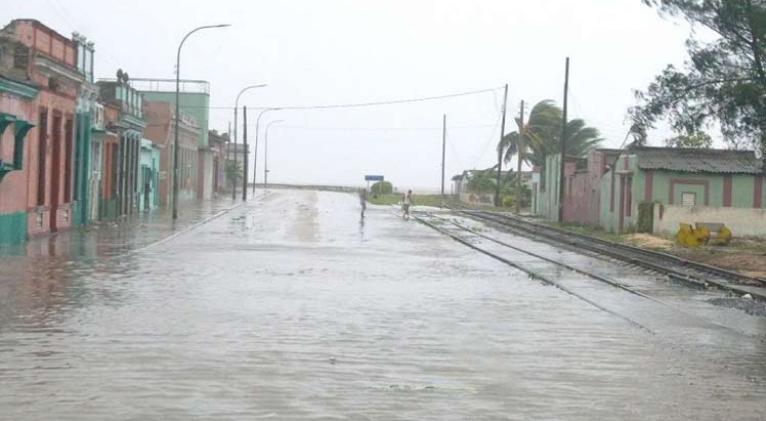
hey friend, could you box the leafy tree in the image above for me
[466,170,497,193]
[225,160,242,191]
[665,131,714,148]
[370,180,393,194]
[631,0,766,164]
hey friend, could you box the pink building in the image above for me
[142,100,200,206]
[0,19,83,242]
[536,148,621,226]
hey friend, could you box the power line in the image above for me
[254,86,503,110]
[139,122,496,133]
[470,110,504,169]
[270,124,496,132]
[171,85,503,111]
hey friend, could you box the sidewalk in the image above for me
[0,197,245,260]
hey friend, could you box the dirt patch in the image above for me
[620,234,766,279]
[623,233,674,250]
[673,248,766,279]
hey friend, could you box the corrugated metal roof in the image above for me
[634,146,763,174]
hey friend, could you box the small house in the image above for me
[600,146,765,236]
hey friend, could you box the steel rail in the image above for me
[411,212,654,333]
[457,209,766,300]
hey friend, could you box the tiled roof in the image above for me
[634,146,763,174]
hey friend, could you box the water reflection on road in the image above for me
[1,190,765,420]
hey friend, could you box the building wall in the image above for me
[25,89,77,237]
[96,105,121,219]
[142,101,198,206]
[0,90,36,213]
[138,140,159,212]
[140,92,209,147]
[199,150,213,200]
[653,204,766,238]
[3,20,81,239]
[208,136,227,195]
[599,152,765,233]
[561,152,602,226]
[459,192,494,206]
[12,19,76,69]
[537,154,562,221]
[72,110,91,226]
[0,87,37,244]
[600,155,638,233]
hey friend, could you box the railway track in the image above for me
[453,209,766,300]
[412,212,654,332]
[413,210,766,334]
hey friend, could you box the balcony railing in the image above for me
[126,78,210,95]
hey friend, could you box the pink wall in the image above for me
[13,20,76,67]
[0,93,35,214]
[2,19,79,238]
[561,149,613,226]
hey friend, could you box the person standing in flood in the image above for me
[402,190,413,220]
[359,188,367,218]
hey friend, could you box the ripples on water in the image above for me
[0,191,765,420]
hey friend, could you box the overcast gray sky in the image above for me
[13,0,693,191]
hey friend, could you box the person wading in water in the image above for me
[359,188,367,218]
[402,190,413,220]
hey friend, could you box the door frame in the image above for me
[49,112,62,232]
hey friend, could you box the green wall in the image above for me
[600,153,764,232]
[140,92,209,147]
[0,212,27,245]
[73,111,92,226]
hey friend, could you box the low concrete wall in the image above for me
[653,204,766,237]
[459,191,495,206]
[253,183,358,193]
[459,192,494,207]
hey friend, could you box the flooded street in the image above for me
[1,189,766,420]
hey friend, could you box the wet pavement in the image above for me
[1,189,765,420]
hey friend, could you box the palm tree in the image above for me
[497,99,603,210]
[498,105,532,212]
[498,100,603,168]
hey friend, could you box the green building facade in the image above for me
[138,139,160,212]
[600,147,765,233]
[133,78,212,201]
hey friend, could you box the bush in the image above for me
[371,181,393,194]
[502,196,514,207]
[637,202,654,233]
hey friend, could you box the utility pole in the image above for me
[495,83,508,207]
[226,121,232,196]
[558,57,570,223]
[441,114,447,207]
[232,84,266,199]
[232,104,239,199]
[242,106,248,201]
[515,100,525,214]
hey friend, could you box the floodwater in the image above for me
[1,190,765,420]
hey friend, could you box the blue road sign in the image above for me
[365,175,384,181]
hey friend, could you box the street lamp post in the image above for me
[173,23,229,221]
[252,108,280,194]
[232,84,266,200]
[263,119,284,190]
